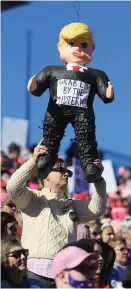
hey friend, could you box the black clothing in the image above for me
[27,271,56,288]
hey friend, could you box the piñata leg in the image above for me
[37,111,68,176]
[71,111,100,183]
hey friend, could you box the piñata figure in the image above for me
[27,22,114,182]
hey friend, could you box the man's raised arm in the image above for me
[74,159,107,223]
[6,140,48,210]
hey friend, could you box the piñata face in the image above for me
[58,39,93,65]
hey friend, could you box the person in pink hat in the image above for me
[51,240,99,288]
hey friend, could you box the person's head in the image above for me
[101,224,115,244]
[0,152,12,172]
[8,143,21,160]
[93,240,104,275]
[121,198,130,213]
[94,239,115,287]
[40,158,73,193]
[2,196,18,217]
[90,224,101,240]
[1,237,29,282]
[117,176,125,186]
[52,239,99,288]
[1,212,17,238]
[1,172,11,185]
[109,236,129,265]
[120,217,131,242]
[57,22,95,65]
[123,168,131,180]
[104,206,112,219]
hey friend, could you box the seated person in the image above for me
[1,212,17,238]
[109,236,129,287]
[1,237,44,288]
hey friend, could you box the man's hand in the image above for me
[27,75,37,92]
[106,81,114,99]
[32,139,48,162]
[93,159,104,177]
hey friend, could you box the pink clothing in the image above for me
[77,224,90,240]
[28,181,41,190]
[75,192,88,199]
[111,207,129,220]
[27,258,53,278]
[0,193,9,205]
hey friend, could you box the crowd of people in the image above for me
[1,141,131,288]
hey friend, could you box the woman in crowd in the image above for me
[1,212,17,238]
[109,236,129,287]
[100,224,115,244]
[94,239,116,288]
[1,196,18,217]
[63,238,115,288]
[1,237,43,288]
[1,197,23,240]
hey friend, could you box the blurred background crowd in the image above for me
[1,141,131,288]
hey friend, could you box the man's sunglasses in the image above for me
[7,249,29,259]
[52,167,73,178]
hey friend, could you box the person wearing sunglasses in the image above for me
[6,139,107,287]
[2,196,18,217]
[109,236,129,287]
[1,211,17,238]
[1,237,44,288]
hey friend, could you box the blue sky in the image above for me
[2,1,131,156]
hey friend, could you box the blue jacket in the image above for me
[110,264,127,287]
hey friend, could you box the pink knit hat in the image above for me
[111,207,129,220]
[51,246,93,279]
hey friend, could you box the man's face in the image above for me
[9,150,19,160]
[45,162,72,191]
[115,243,128,265]
[58,39,93,65]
